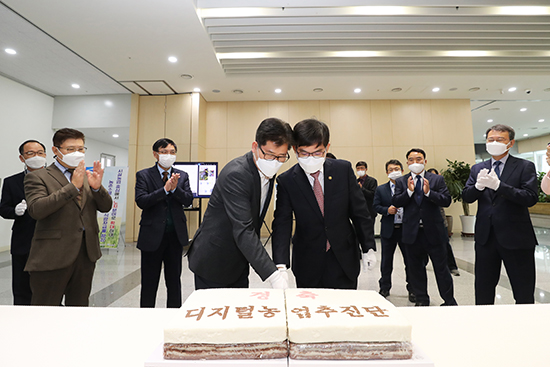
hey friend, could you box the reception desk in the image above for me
[0,304,548,367]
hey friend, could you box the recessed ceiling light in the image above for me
[180,74,193,79]
[5,48,16,55]
[71,84,80,89]
[508,87,517,92]
[469,87,480,92]
[275,88,282,94]
[391,87,402,92]
[449,87,458,91]
[354,88,361,93]
[446,50,488,57]
[520,108,527,112]
[539,119,545,122]
[523,133,529,137]
[487,119,493,123]
[104,101,113,107]
[112,134,119,138]
[212,89,221,93]
[232,89,243,94]
[313,88,323,92]
[168,56,178,63]
[193,88,201,92]
[432,87,440,92]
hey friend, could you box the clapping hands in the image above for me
[164,172,180,192]
[475,168,500,191]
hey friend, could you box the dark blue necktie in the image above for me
[415,175,423,205]
[493,160,502,178]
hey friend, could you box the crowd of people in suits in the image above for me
[1,121,549,307]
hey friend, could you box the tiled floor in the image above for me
[1,227,550,308]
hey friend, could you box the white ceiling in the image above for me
[1,0,549,145]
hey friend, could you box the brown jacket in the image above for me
[23,163,112,272]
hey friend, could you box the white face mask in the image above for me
[357,170,366,177]
[58,150,85,168]
[298,156,325,174]
[256,157,283,178]
[408,163,425,174]
[25,156,47,170]
[158,154,176,168]
[486,141,510,156]
[388,171,402,180]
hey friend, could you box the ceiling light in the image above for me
[332,51,378,58]
[232,89,243,94]
[71,84,80,89]
[446,50,488,57]
[168,56,178,63]
[112,134,119,138]
[212,89,221,93]
[313,88,323,92]
[432,87,440,92]
[469,87,480,92]
[217,52,270,60]
[487,119,493,123]
[180,74,193,79]
[508,87,517,92]
[497,6,550,16]
[275,88,282,94]
[5,48,16,55]
[104,101,113,107]
[449,87,458,91]
[354,88,361,93]
[520,108,527,112]
[391,88,402,92]
[351,6,408,16]
[539,119,545,122]
[523,134,529,137]
[193,88,201,92]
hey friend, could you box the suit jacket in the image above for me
[23,163,113,272]
[135,164,193,251]
[358,175,378,219]
[462,155,538,249]
[0,171,36,255]
[188,151,278,284]
[373,181,398,239]
[392,171,451,245]
[272,158,376,285]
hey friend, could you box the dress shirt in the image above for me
[407,171,430,197]
[390,181,403,224]
[156,164,174,194]
[258,170,271,213]
[305,166,325,193]
[490,153,509,174]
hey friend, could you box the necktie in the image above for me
[415,175,423,205]
[162,171,169,183]
[493,161,502,178]
[67,169,82,205]
[311,171,330,251]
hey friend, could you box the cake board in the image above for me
[144,344,288,367]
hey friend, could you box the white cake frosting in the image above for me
[285,288,412,344]
[164,288,287,344]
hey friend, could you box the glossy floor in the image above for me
[1,227,550,308]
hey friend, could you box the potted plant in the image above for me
[442,159,475,236]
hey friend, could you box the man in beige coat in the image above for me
[24,128,112,306]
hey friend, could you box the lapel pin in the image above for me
[328,176,332,180]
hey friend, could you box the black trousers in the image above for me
[475,227,535,305]
[296,248,357,290]
[378,226,412,293]
[194,267,250,290]
[140,230,183,308]
[406,227,457,305]
[12,253,32,305]
[446,239,458,271]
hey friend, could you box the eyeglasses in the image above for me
[158,149,177,155]
[57,146,87,153]
[258,146,290,163]
[23,150,46,158]
[486,138,509,143]
[296,149,326,159]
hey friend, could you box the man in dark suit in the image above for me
[392,148,456,306]
[356,161,378,222]
[272,118,376,289]
[373,159,414,301]
[463,124,538,305]
[24,128,112,306]
[188,118,293,290]
[135,138,193,308]
[0,140,47,305]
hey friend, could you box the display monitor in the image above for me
[173,162,218,198]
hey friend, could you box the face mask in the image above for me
[158,154,176,168]
[486,141,510,156]
[298,156,325,174]
[357,170,366,177]
[58,150,85,168]
[408,163,425,174]
[256,157,283,178]
[388,171,402,180]
[25,156,47,169]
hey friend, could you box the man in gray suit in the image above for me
[188,118,293,289]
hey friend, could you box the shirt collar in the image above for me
[410,170,425,180]
[491,153,509,166]
[156,162,171,177]
[54,159,70,174]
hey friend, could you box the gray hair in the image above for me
[485,124,515,140]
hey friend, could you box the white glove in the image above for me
[15,200,27,216]
[475,168,489,191]
[267,269,289,289]
[478,168,500,191]
[276,264,289,285]
[362,249,377,271]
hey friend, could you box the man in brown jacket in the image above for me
[24,128,112,306]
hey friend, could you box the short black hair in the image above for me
[293,118,330,148]
[385,159,403,172]
[326,153,336,159]
[356,161,368,169]
[153,138,177,152]
[406,148,426,159]
[255,117,293,148]
[19,140,46,155]
[53,128,85,147]
[427,168,439,175]
[486,124,515,141]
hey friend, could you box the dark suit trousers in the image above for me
[12,253,32,305]
[194,267,250,290]
[475,227,535,305]
[296,248,357,290]
[29,237,95,306]
[406,228,457,305]
[378,226,412,293]
[140,230,182,308]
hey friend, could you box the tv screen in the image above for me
[173,162,218,198]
